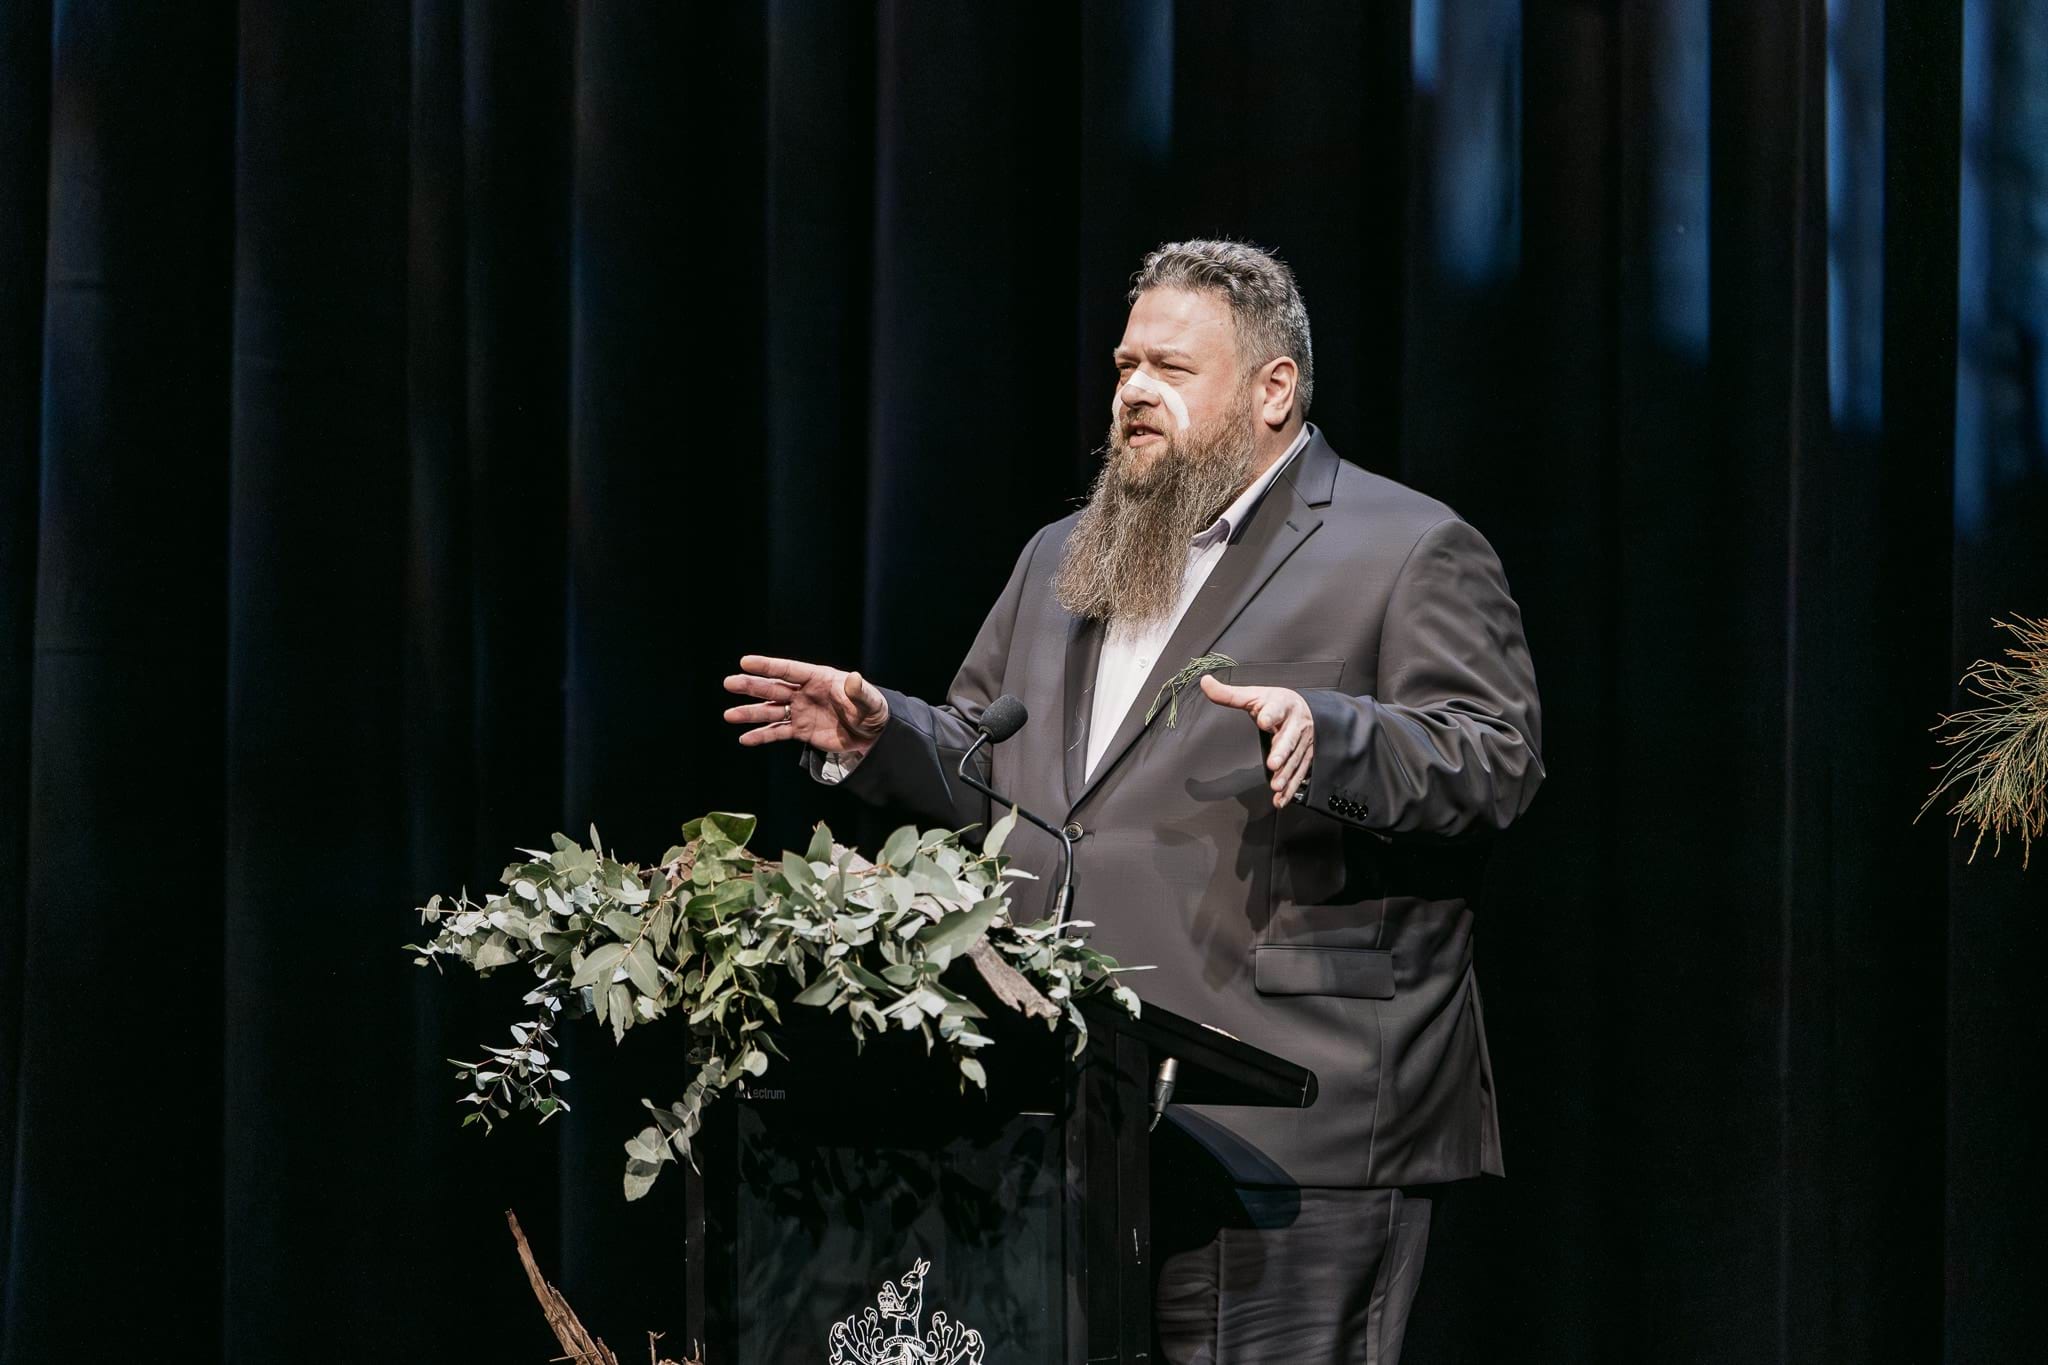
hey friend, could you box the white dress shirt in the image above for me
[1082,426,1309,780]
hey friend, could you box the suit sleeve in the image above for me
[798,526,1048,833]
[1299,517,1544,838]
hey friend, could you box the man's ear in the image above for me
[1257,356,1299,430]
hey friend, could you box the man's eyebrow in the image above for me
[1110,345,1197,363]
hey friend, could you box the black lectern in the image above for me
[684,987,1316,1363]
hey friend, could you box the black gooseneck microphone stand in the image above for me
[953,712,1075,931]
[956,697,1178,1124]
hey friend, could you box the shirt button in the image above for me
[1061,821,1084,841]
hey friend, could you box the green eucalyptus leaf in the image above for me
[625,949,664,997]
[792,973,840,1007]
[933,986,987,1020]
[917,898,1002,962]
[703,812,757,847]
[879,825,919,870]
[844,961,894,996]
[571,942,627,988]
[473,933,519,971]
[907,854,962,903]
[985,807,1019,857]
[781,851,819,890]
[649,902,674,957]
[623,1159,663,1201]
[625,1126,668,1165]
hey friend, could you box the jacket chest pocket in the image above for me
[1218,658,1346,691]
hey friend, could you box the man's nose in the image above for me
[1117,374,1160,409]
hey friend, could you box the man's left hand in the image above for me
[1199,674,1314,809]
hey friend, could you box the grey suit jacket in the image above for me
[817,425,1544,1188]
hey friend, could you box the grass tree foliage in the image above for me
[1926,615,2048,867]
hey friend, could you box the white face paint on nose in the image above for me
[1112,369,1191,432]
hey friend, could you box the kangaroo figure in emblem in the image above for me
[875,1259,927,1336]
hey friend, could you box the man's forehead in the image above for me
[1116,287,1233,357]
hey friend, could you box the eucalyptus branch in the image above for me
[410,810,1140,1200]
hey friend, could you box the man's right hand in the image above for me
[722,655,890,754]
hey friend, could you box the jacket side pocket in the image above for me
[1251,944,1396,999]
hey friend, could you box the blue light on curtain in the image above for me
[1112,0,1173,165]
[1413,0,1441,92]
[1954,0,2048,538]
[1649,0,1710,359]
[1416,0,1521,288]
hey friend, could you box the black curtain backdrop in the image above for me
[4,2,2044,1362]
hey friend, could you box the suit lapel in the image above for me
[1064,443,1330,814]
[1059,611,1104,806]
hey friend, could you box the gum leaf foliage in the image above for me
[407,811,1142,1200]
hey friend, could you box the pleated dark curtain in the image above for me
[4,2,2042,1361]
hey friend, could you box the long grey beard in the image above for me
[1052,402,1261,627]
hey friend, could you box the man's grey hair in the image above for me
[1128,238,1314,415]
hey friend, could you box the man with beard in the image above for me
[723,240,1543,1364]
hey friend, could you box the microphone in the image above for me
[979,693,1029,744]
[1149,1056,1180,1131]
[954,694,1077,929]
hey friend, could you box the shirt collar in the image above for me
[1191,424,1314,550]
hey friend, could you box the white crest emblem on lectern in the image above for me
[827,1257,985,1365]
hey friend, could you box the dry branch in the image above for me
[506,1209,698,1365]
[968,938,1059,1019]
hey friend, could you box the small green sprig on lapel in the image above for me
[1146,653,1238,728]
[408,811,1143,1200]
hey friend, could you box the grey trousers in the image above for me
[1153,1178,1434,1365]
